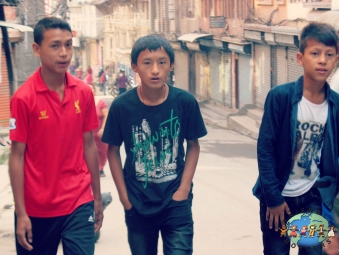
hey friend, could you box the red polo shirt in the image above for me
[10,68,98,217]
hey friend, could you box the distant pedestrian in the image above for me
[99,66,109,95]
[76,65,83,79]
[85,65,93,85]
[102,34,207,255]
[253,22,339,255]
[116,69,129,95]
[69,61,76,76]
[9,17,103,255]
[89,85,109,177]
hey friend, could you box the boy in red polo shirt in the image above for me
[9,17,103,255]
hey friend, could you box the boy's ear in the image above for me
[32,43,41,58]
[131,63,138,73]
[170,63,174,71]
[296,52,303,67]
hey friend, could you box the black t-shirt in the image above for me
[102,85,207,216]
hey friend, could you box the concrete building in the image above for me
[67,0,105,79]
[0,1,33,127]
[243,0,332,109]
[84,0,336,113]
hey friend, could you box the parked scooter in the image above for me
[94,192,113,243]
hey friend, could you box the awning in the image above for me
[316,11,339,31]
[92,0,109,5]
[178,33,212,43]
[0,21,33,32]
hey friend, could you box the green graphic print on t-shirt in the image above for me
[131,109,180,188]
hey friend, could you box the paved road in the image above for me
[0,125,301,254]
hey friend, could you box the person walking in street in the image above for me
[85,65,93,85]
[89,85,109,177]
[100,66,109,95]
[253,22,339,255]
[102,34,207,255]
[9,17,103,255]
[68,61,76,76]
[116,69,129,95]
[76,65,83,80]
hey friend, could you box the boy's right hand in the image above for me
[16,214,33,251]
[121,198,133,210]
[266,202,291,232]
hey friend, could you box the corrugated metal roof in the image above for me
[177,33,212,43]
[0,21,33,32]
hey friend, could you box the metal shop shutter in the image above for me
[195,51,208,99]
[209,49,223,104]
[255,44,271,109]
[174,50,189,91]
[238,54,253,108]
[0,50,10,127]
[223,51,232,107]
[287,47,303,82]
[277,46,287,86]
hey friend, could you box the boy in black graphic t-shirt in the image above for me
[102,35,207,255]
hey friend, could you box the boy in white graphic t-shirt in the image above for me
[253,22,339,255]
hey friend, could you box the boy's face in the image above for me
[131,47,173,89]
[32,28,73,74]
[297,39,338,84]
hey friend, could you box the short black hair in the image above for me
[299,22,338,54]
[131,34,175,65]
[34,17,72,45]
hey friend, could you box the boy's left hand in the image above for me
[172,189,189,201]
[94,199,103,233]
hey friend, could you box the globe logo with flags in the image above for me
[285,213,334,248]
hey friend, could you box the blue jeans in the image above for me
[260,188,323,255]
[125,198,193,255]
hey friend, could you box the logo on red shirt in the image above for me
[75,100,81,114]
[39,111,49,120]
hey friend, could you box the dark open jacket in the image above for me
[253,76,339,210]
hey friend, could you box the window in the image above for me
[182,0,195,18]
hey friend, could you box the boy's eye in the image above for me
[51,45,58,48]
[144,62,151,65]
[160,61,165,65]
[311,52,318,56]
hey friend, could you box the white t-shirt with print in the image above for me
[282,96,328,197]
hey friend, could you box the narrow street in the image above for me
[0,124,265,254]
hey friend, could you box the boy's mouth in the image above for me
[151,77,160,81]
[316,68,327,74]
[57,62,68,67]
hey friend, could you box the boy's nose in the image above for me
[59,46,68,57]
[151,64,159,74]
[319,54,326,63]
